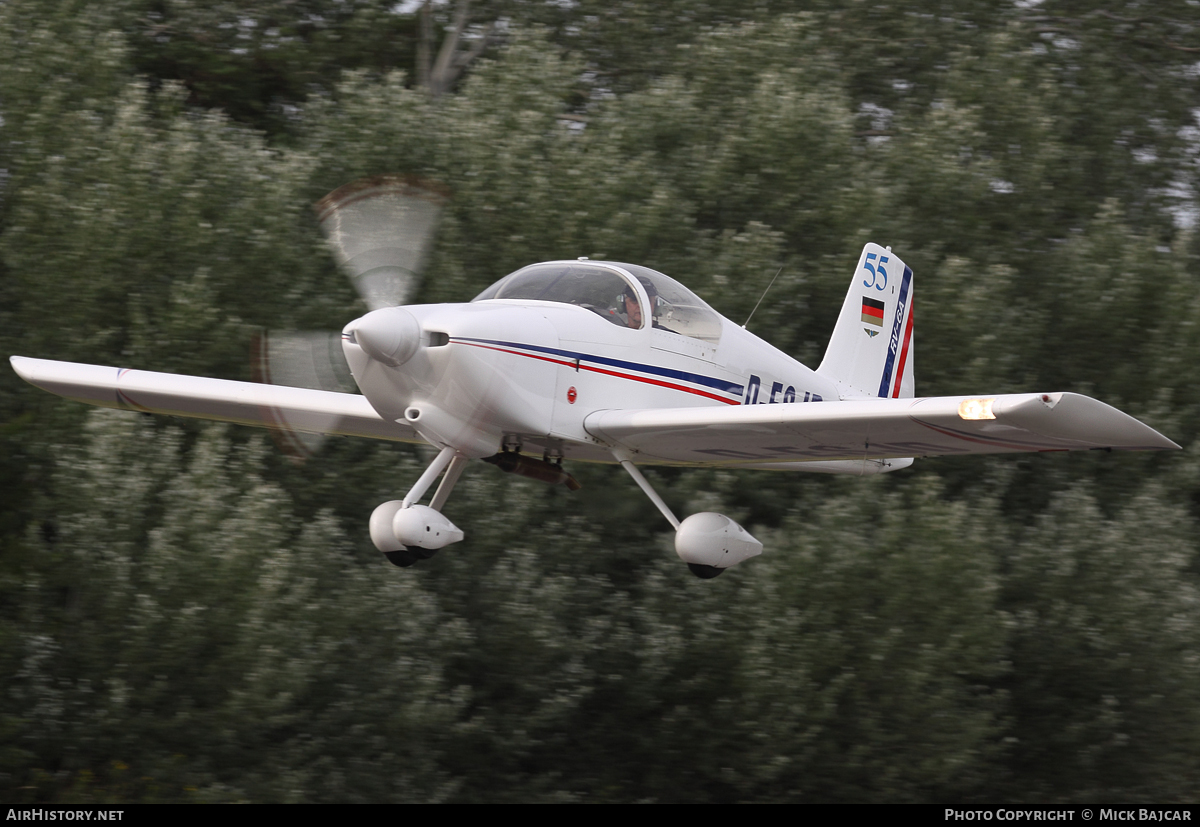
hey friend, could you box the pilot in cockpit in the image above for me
[622,277,662,330]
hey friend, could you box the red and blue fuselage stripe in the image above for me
[451,336,745,405]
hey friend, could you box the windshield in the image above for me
[473,261,723,344]
[473,263,639,328]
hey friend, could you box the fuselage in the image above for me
[342,260,839,463]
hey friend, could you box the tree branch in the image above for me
[429,0,471,99]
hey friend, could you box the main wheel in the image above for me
[687,563,724,579]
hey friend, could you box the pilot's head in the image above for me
[622,278,657,329]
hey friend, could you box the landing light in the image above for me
[958,398,996,420]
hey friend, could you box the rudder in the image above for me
[816,243,914,400]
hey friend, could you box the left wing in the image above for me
[584,392,1179,471]
[10,356,421,444]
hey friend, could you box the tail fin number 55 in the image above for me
[863,253,889,291]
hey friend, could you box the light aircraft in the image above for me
[9,178,1180,578]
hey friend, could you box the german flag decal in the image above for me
[861,297,885,327]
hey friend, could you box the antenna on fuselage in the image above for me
[742,266,784,329]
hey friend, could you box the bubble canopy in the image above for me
[472,261,723,344]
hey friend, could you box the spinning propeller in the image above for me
[252,176,448,457]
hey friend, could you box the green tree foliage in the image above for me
[4,0,1200,803]
[4,413,467,802]
[1004,484,1200,802]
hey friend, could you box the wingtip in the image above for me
[10,355,35,383]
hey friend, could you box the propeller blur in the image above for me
[10,180,1179,578]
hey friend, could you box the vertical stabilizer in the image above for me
[817,243,914,400]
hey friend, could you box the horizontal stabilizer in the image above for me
[10,356,421,444]
[584,392,1178,469]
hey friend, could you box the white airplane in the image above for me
[9,178,1180,578]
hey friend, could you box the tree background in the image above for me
[3,0,1200,803]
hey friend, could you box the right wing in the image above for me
[584,392,1179,472]
[10,356,421,444]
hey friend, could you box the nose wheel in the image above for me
[384,550,417,567]
[372,446,468,567]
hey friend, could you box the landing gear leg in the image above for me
[612,449,762,579]
[613,449,681,530]
[429,453,468,511]
[401,446,457,507]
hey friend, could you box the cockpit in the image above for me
[472,261,723,344]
